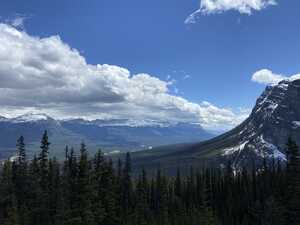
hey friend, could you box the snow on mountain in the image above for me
[131,78,300,172]
[0,112,214,159]
[218,78,300,165]
[292,121,300,128]
[0,116,8,122]
[61,117,203,128]
[11,113,52,123]
[222,141,249,156]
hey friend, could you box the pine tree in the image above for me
[39,131,50,189]
[155,169,169,225]
[116,158,123,219]
[14,136,29,225]
[263,196,284,225]
[285,137,300,224]
[37,131,51,225]
[2,132,300,225]
[63,147,81,225]
[26,155,42,225]
[121,152,133,224]
[174,168,182,198]
[92,150,106,225]
[0,161,18,225]
[16,136,26,166]
[48,158,63,225]
[135,169,150,225]
[101,159,119,225]
[77,142,94,225]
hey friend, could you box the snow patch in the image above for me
[267,103,278,111]
[222,141,249,156]
[9,155,18,162]
[104,150,121,156]
[258,135,286,161]
[277,82,289,91]
[288,74,300,82]
[12,113,50,123]
[292,121,300,128]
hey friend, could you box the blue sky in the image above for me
[0,0,299,131]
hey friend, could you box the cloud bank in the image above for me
[185,0,277,24]
[4,14,29,29]
[252,69,300,85]
[0,23,248,131]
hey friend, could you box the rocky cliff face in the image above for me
[220,79,300,166]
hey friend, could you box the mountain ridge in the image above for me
[129,79,300,173]
[0,113,213,159]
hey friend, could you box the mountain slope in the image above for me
[130,79,300,173]
[0,113,84,158]
[0,114,213,159]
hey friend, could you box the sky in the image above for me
[0,0,299,132]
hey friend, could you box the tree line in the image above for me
[0,131,300,225]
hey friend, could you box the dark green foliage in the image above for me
[37,131,51,225]
[77,142,94,225]
[121,152,134,224]
[284,138,300,224]
[14,136,29,225]
[0,161,18,225]
[16,136,26,166]
[0,133,299,225]
[91,150,106,225]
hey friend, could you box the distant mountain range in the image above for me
[0,113,213,159]
[130,79,300,173]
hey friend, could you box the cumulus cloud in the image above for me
[251,69,300,85]
[5,14,29,29]
[0,23,248,131]
[251,69,286,85]
[185,0,276,24]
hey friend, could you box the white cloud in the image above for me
[183,74,191,80]
[185,0,276,24]
[0,23,248,131]
[252,69,300,85]
[252,69,286,85]
[5,14,29,29]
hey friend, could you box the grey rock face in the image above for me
[215,79,300,167]
[131,79,300,172]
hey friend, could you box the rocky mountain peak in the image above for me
[125,79,300,172]
[221,78,300,166]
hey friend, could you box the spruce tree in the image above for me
[77,142,94,225]
[48,158,63,225]
[16,136,26,166]
[155,169,169,225]
[101,159,119,225]
[63,147,81,225]
[14,136,29,225]
[39,131,50,189]
[121,152,133,224]
[135,169,150,225]
[285,137,300,224]
[37,131,51,225]
[92,150,106,225]
[0,161,18,225]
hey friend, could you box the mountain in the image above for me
[129,79,300,173]
[0,113,82,159]
[0,113,213,159]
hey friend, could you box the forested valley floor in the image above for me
[1,131,300,225]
